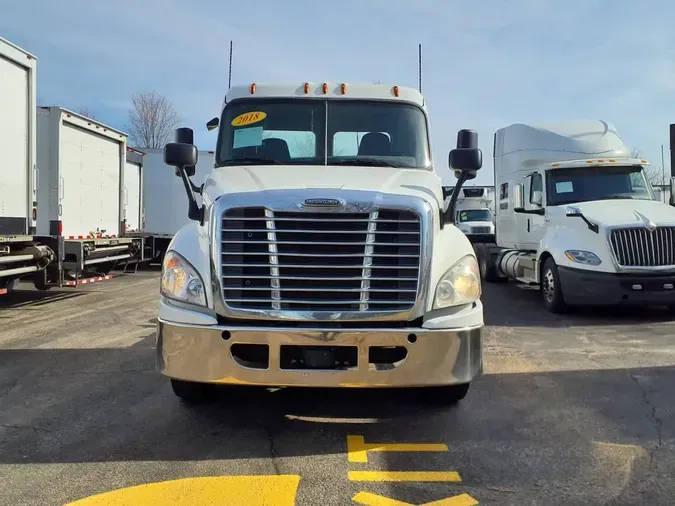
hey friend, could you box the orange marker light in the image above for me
[641,159,648,163]
[552,163,559,167]
[304,82,310,94]
[250,83,257,94]
[609,159,616,162]
[322,82,328,94]
[586,160,594,164]
[392,85,399,97]
[598,159,605,162]
[341,83,347,95]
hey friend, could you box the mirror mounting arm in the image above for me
[446,171,470,226]
[178,166,204,223]
[513,207,545,216]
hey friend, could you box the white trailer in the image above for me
[126,147,214,263]
[0,36,56,294]
[36,107,142,286]
[476,120,675,313]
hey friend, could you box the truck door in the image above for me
[523,171,546,249]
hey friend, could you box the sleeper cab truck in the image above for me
[475,120,675,313]
[155,82,485,405]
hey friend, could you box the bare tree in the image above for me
[632,147,666,188]
[76,107,97,120]
[630,148,641,159]
[127,91,180,149]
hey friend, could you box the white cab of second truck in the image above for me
[36,107,141,284]
[126,147,214,263]
[476,120,675,313]
[451,186,495,242]
[155,81,486,405]
[0,36,55,293]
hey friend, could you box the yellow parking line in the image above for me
[353,491,479,505]
[347,435,449,463]
[63,475,302,506]
[348,471,462,482]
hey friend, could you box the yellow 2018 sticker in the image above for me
[231,111,267,127]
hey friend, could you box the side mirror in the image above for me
[670,177,675,206]
[531,190,543,207]
[448,129,483,174]
[206,117,220,132]
[512,183,524,212]
[164,142,198,169]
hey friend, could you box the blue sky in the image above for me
[2,0,674,187]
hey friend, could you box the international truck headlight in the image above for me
[564,250,601,266]
[161,251,206,306]
[433,254,481,309]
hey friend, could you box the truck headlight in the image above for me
[433,254,481,309]
[564,250,601,266]
[161,250,207,306]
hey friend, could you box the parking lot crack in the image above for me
[268,432,282,475]
[629,373,663,465]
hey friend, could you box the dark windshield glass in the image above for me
[216,99,430,168]
[458,209,492,222]
[546,165,653,206]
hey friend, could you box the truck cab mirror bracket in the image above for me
[565,206,599,233]
[446,129,483,226]
[164,134,204,223]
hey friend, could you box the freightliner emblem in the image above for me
[302,198,343,208]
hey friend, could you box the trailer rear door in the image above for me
[0,51,29,234]
[124,158,142,232]
[59,122,122,237]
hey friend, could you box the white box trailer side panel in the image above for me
[0,37,37,235]
[123,150,143,233]
[37,107,127,238]
[140,148,213,236]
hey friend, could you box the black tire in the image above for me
[541,257,569,313]
[476,244,500,283]
[170,378,216,404]
[418,383,470,407]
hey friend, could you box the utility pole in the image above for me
[418,44,422,93]
[228,41,233,90]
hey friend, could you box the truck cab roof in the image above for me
[224,82,425,108]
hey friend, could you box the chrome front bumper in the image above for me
[156,320,483,388]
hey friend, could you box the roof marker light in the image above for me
[250,83,257,94]
[341,83,347,95]
[641,159,648,164]
[304,82,310,94]
[609,159,616,162]
[322,82,328,94]
[586,160,594,164]
[598,159,605,163]
[392,85,399,97]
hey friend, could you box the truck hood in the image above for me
[557,199,675,227]
[203,164,444,208]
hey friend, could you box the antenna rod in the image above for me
[418,43,422,93]
[228,41,233,89]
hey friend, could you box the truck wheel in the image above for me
[418,383,470,406]
[170,379,216,404]
[541,258,568,313]
[476,244,499,283]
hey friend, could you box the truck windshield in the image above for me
[546,165,654,206]
[215,98,431,169]
[458,209,492,222]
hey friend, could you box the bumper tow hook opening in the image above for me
[221,330,232,341]
[407,333,418,344]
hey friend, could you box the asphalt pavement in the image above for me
[0,270,673,505]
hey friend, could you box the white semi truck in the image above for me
[156,81,485,405]
[475,120,675,313]
[0,37,55,294]
[125,147,214,265]
[447,186,495,243]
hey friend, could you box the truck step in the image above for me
[64,275,114,287]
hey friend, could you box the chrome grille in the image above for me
[609,227,675,267]
[220,207,421,312]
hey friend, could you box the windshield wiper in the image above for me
[219,157,283,166]
[607,195,634,199]
[332,159,399,168]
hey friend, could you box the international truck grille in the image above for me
[609,227,675,267]
[220,207,421,312]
